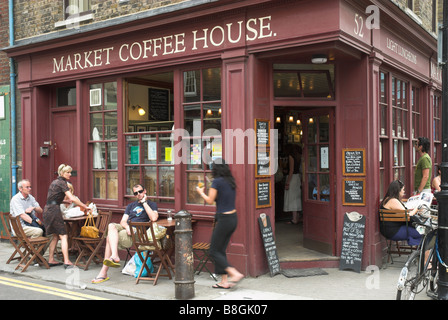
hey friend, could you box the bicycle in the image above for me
[396,204,439,300]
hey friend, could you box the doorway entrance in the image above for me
[274,106,336,263]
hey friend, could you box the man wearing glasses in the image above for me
[92,184,158,284]
[10,179,45,238]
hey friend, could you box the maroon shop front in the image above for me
[5,0,440,276]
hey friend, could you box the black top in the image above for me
[211,177,236,213]
[379,200,407,239]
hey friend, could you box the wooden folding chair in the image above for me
[129,221,175,285]
[72,211,112,270]
[9,216,50,272]
[0,212,27,264]
[379,208,415,264]
[193,242,217,281]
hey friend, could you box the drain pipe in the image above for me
[9,0,18,196]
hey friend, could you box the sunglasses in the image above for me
[133,189,144,196]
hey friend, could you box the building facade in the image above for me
[2,0,443,276]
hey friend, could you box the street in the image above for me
[0,272,138,300]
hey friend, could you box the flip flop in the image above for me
[103,258,120,268]
[212,283,231,289]
[91,276,109,284]
[48,262,63,267]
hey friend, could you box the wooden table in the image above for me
[64,215,89,252]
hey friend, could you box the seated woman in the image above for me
[379,180,422,246]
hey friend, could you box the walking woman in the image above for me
[196,159,244,289]
[43,164,91,268]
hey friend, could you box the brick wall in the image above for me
[0,0,10,86]
[14,0,189,41]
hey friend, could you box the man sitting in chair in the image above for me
[92,184,158,284]
[10,179,45,238]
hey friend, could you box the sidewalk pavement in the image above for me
[0,241,434,300]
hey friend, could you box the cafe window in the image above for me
[89,82,118,200]
[379,71,421,198]
[273,64,334,99]
[124,72,175,202]
[183,67,222,205]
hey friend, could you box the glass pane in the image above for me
[183,70,201,103]
[380,73,386,104]
[396,79,401,108]
[203,103,222,132]
[93,142,105,169]
[402,82,407,110]
[126,166,140,195]
[93,171,106,199]
[144,167,157,198]
[90,84,102,111]
[202,68,221,101]
[308,173,317,200]
[397,109,401,137]
[57,87,76,107]
[126,135,140,164]
[104,82,117,110]
[107,142,118,170]
[142,135,157,165]
[319,174,330,202]
[307,146,317,172]
[159,134,173,164]
[107,171,118,200]
[104,112,117,140]
[184,104,201,137]
[402,110,407,138]
[392,78,396,106]
[380,105,387,135]
[273,72,301,98]
[188,140,202,170]
[187,172,204,204]
[393,139,398,166]
[319,115,329,143]
[159,166,174,198]
[308,118,317,143]
[90,113,103,140]
[301,72,331,98]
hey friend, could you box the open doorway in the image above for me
[274,106,337,263]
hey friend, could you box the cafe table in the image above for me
[63,215,90,253]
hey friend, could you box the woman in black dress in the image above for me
[43,164,90,268]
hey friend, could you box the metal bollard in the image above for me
[174,209,195,299]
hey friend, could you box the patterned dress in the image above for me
[43,177,69,235]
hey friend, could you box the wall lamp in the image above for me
[311,54,328,64]
[132,105,146,116]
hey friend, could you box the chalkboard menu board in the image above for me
[342,178,365,206]
[256,179,271,208]
[258,214,281,277]
[148,88,169,121]
[256,150,270,177]
[342,148,365,176]
[339,212,366,273]
[255,119,270,147]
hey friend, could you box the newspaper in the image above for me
[404,192,434,209]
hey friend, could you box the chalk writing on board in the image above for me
[339,212,365,273]
[258,213,280,276]
[343,148,365,176]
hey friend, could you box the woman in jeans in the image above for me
[196,159,244,289]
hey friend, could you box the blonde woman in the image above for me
[43,164,90,268]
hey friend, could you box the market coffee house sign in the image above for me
[52,15,277,74]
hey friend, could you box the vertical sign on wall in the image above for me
[0,87,11,238]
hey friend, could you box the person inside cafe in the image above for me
[379,180,422,246]
[10,179,45,238]
[91,184,158,284]
[43,164,91,268]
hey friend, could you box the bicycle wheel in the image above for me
[396,251,423,300]
[429,248,438,293]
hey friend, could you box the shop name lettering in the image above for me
[386,37,417,65]
[52,16,275,73]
